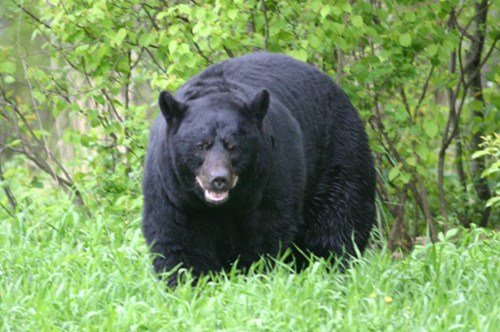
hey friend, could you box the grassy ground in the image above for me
[0,192,498,331]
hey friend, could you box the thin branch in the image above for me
[388,185,410,251]
[13,1,51,29]
[0,163,17,211]
[142,3,161,30]
[261,0,269,50]
[399,88,413,122]
[145,48,167,73]
[414,65,435,115]
[0,201,15,218]
[102,88,124,123]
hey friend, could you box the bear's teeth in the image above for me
[205,190,228,202]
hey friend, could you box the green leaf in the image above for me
[445,228,458,240]
[388,166,400,182]
[320,6,331,19]
[286,49,308,62]
[486,196,500,208]
[351,15,363,28]
[7,139,22,148]
[179,43,190,54]
[168,40,178,54]
[399,33,412,47]
[331,7,342,16]
[309,34,323,50]
[176,4,191,15]
[400,172,411,184]
[4,75,15,84]
[424,119,438,138]
[427,44,439,57]
[416,144,430,161]
[438,232,445,242]
[471,150,489,159]
[404,12,416,22]
[139,33,154,47]
[113,28,128,46]
[340,2,352,13]
[0,62,16,74]
[31,179,44,189]
[330,23,345,35]
[227,9,238,20]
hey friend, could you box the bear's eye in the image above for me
[225,142,239,153]
[196,142,211,151]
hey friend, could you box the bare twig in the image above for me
[414,65,435,116]
[388,185,411,251]
[0,163,17,211]
[13,1,51,29]
[399,88,413,122]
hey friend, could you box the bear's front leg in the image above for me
[232,204,300,269]
[143,199,222,287]
[150,241,222,287]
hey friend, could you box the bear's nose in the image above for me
[210,176,229,191]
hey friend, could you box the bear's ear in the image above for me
[247,89,270,123]
[159,91,187,123]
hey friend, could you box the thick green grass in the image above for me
[1,192,498,331]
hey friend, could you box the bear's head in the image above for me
[159,89,270,206]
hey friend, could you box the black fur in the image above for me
[142,53,375,286]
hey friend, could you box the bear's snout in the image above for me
[210,175,229,191]
[196,149,238,204]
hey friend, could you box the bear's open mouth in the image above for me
[204,190,229,204]
[196,176,231,204]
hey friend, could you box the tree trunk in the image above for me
[466,0,491,227]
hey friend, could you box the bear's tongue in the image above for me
[204,190,228,203]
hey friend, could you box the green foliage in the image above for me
[472,134,500,209]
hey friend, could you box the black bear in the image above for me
[142,53,375,286]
